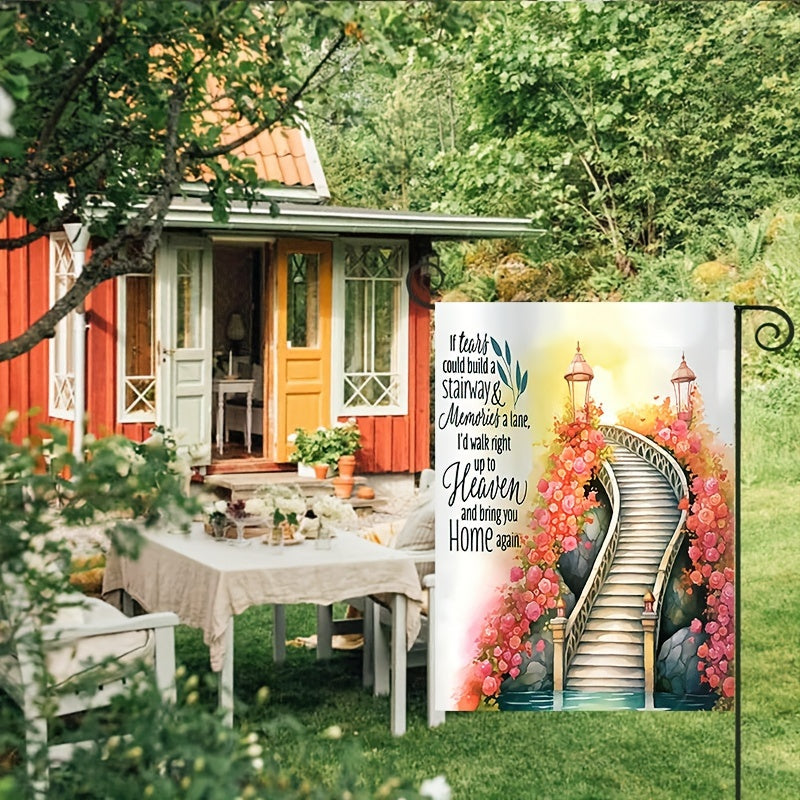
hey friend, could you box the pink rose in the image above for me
[525,601,542,622]
[705,546,720,563]
[535,639,546,653]
[538,577,552,595]
[722,676,735,697]
[563,535,578,552]
[688,545,701,562]
[510,566,524,582]
[527,565,543,586]
[537,478,549,494]
[481,675,499,696]
[690,619,703,633]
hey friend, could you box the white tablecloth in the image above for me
[103,523,423,672]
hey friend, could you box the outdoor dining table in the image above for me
[102,522,423,735]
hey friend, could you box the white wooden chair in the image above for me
[366,566,444,728]
[359,469,444,727]
[0,592,179,792]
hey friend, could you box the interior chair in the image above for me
[0,591,179,791]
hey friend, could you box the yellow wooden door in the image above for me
[275,239,332,462]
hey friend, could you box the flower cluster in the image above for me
[620,389,734,697]
[311,494,359,530]
[455,401,609,709]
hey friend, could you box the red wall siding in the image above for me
[0,216,50,442]
[85,277,117,438]
[350,297,431,475]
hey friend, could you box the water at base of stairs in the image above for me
[496,689,717,712]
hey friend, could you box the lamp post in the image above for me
[564,341,594,418]
[670,352,696,423]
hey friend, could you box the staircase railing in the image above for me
[599,425,689,673]
[561,460,621,681]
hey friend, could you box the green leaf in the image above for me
[497,362,511,389]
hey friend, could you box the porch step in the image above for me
[203,471,381,511]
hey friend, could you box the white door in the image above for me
[156,235,213,465]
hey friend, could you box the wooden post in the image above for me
[642,591,657,695]
[551,598,567,692]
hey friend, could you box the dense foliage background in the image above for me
[310,0,800,379]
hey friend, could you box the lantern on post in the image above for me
[564,342,594,418]
[670,352,696,423]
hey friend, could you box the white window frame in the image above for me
[331,238,409,417]
[117,273,157,423]
[48,232,75,420]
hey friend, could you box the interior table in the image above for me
[212,377,254,455]
[102,523,423,735]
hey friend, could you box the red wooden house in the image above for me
[0,125,532,478]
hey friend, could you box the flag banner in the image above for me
[434,302,735,712]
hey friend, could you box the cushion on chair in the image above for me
[392,487,435,552]
[0,598,154,702]
[47,597,154,690]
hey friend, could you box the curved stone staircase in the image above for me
[565,442,681,692]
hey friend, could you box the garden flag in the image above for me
[434,303,735,712]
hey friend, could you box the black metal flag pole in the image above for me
[734,305,795,800]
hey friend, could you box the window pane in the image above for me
[342,242,405,410]
[287,252,319,348]
[123,274,156,417]
[344,280,367,373]
[373,280,398,373]
[176,250,202,348]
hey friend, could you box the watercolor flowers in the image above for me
[455,400,610,709]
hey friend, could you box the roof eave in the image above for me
[162,197,541,239]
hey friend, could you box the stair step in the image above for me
[614,553,662,563]
[614,542,670,553]
[601,581,655,596]
[581,629,643,645]
[620,508,681,518]
[594,594,646,609]
[608,563,660,575]
[570,652,644,668]
[584,618,643,633]
[566,676,645,691]
[566,664,644,680]
[586,605,643,620]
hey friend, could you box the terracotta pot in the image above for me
[313,463,330,480]
[337,454,356,478]
[356,485,375,500]
[332,476,354,499]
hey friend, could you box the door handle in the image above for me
[157,343,176,362]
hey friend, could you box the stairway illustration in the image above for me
[565,442,681,692]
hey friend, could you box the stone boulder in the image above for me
[500,629,553,693]
[660,546,706,641]
[656,626,712,696]
[560,500,612,597]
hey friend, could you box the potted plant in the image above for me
[327,418,361,477]
[287,427,329,477]
[288,418,361,477]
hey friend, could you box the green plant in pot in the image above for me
[288,419,361,475]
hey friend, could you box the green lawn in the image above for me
[158,477,795,799]
[3,403,798,798]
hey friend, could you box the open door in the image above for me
[156,235,213,464]
[274,239,332,462]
